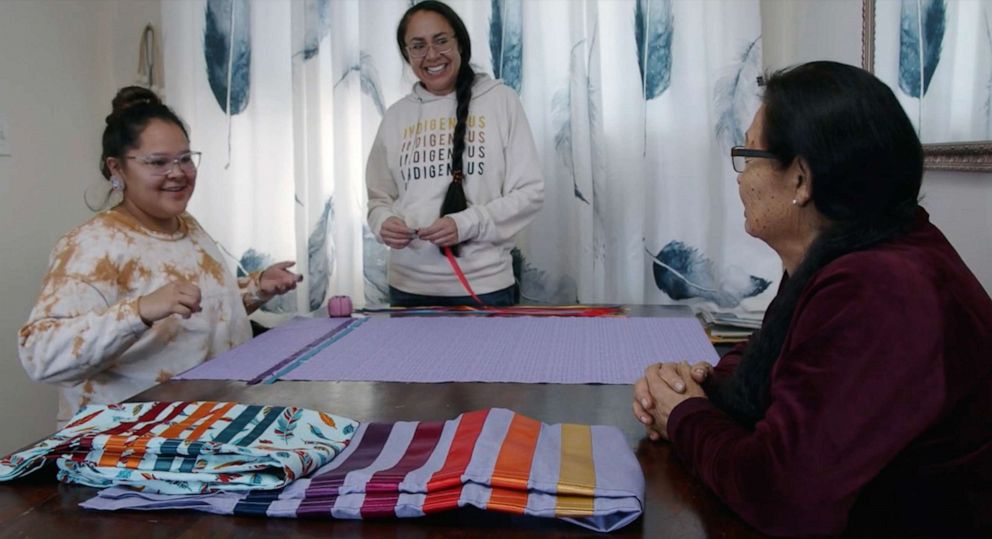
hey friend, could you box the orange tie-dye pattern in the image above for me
[18,210,253,426]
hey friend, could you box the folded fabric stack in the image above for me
[82,408,644,532]
[0,401,357,494]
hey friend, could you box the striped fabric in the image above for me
[82,408,644,532]
[0,401,357,494]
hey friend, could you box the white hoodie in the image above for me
[366,74,544,296]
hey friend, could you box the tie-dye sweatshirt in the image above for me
[19,208,261,425]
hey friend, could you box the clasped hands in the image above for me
[633,361,712,442]
[137,261,302,325]
[380,216,458,249]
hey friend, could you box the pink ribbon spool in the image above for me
[327,295,353,317]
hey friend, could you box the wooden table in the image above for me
[0,307,763,538]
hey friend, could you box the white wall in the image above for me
[0,0,161,455]
[761,0,992,294]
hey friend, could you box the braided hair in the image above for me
[397,1,475,256]
[709,62,924,427]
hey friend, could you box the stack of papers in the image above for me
[697,310,763,343]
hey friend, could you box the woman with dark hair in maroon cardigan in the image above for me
[633,61,992,538]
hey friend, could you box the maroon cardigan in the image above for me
[668,210,992,538]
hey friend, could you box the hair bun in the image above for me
[110,86,162,114]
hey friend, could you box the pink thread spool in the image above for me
[327,295,353,317]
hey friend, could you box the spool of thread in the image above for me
[327,295,353,317]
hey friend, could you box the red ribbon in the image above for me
[444,246,485,306]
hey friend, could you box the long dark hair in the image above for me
[709,61,924,426]
[397,0,475,256]
[100,86,188,180]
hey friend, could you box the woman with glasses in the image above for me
[19,86,301,426]
[632,62,991,537]
[366,0,543,307]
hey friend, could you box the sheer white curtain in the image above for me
[162,0,778,316]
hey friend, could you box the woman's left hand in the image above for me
[635,362,708,441]
[418,217,459,247]
[259,261,303,298]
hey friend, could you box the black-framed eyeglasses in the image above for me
[730,146,777,173]
[406,34,457,59]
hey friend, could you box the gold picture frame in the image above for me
[862,0,992,172]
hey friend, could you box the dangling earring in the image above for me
[110,176,124,192]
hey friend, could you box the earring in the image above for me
[791,199,798,206]
[110,176,124,191]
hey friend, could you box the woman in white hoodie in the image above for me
[366,0,544,307]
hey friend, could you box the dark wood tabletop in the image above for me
[0,307,763,538]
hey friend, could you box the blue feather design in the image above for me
[490,0,523,93]
[511,247,578,304]
[204,0,251,114]
[586,24,608,267]
[898,0,945,98]
[236,197,335,313]
[552,80,590,205]
[308,423,333,442]
[363,225,389,306]
[301,0,331,60]
[238,248,270,277]
[646,241,770,308]
[714,37,762,149]
[335,52,385,116]
[305,197,334,311]
[274,408,303,442]
[634,0,673,101]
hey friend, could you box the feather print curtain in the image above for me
[162,0,778,316]
[874,0,992,142]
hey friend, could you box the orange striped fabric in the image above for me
[486,413,541,513]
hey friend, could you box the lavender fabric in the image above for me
[177,316,718,384]
[175,317,351,381]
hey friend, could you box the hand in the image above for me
[633,361,711,441]
[380,217,416,249]
[138,281,202,325]
[417,217,459,247]
[260,261,302,298]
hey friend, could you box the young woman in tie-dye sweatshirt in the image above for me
[19,87,302,426]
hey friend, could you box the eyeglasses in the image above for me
[126,151,201,176]
[730,146,778,173]
[406,35,456,59]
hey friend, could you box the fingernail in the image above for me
[640,416,651,424]
[641,398,650,408]
[674,382,684,392]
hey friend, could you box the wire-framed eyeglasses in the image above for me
[406,34,457,59]
[730,146,777,173]
[126,151,201,176]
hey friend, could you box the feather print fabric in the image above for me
[648,241,770,308]
[634,0,673,101]
[204,0,251,114]
[490,0,524,93]
[899,0,945,98]
[0,401,357,494]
